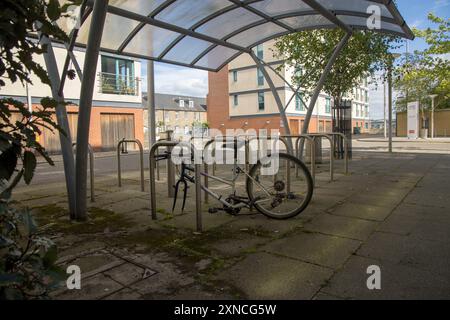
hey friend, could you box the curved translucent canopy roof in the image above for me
[60,0,414,72]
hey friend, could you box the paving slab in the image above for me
[129,254,196,297]
[403,188,450,208]
[102,288,142,300]
[56,273,124,300]
[262,231,361,269]
[400,238,450,277]
[357,232,416,264]
[155,285,235,300]
[313,292,345,300]
[378,204,450,242]
[321,255,450,299]
[215,252,333,299]
[347,193,403,208]
[210,233,271,257]
[224,214,304,235]
[304,213,379,241]
[329,202,394,221]
[100,197,150,214]
[159,211,237,231]
[103,262,155,286]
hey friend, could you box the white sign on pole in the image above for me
[407,101,419,139]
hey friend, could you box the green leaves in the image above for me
[275,29,401,103]
[0,145,19,181]
[0,0,76,300]
[42,244,57,268]
[23,151,37,185]
[395,14,449,111]
[46,0,62,21]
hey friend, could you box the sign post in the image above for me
[407,101,419,140]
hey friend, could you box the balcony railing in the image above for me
[98,72,140,96]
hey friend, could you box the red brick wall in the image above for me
[207,67,230,133]
[30,104,143,151]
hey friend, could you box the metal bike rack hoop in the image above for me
[282,135,316,184]
[149,141,202,232]
[117,138,145,192]
[326,132,349,175]
[302,134,335,182]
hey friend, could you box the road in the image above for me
[30,151,151,186]
[29,135,450,186]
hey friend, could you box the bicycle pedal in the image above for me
[208,207,219,214]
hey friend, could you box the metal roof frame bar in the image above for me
[58,0,90,95]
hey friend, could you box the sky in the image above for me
[369,0,450,119]
[141,0,450,118]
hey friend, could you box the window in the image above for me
[179,99,185,108]
[233,95,239,107]
[175,112,179,120]
[100,55,136,95]
[258,92,265,111]
[294,65,302,78]
[365,122,369,129]
[257,68,264,86]
[184,111,188,119]
[189,100,194,108]
[233,71,238,82]
[295,93,305,111]
[255,44,264,59]
[184,126,190,134]
[165,112,170,122]
[325,97,331,114]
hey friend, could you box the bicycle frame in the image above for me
[177,144,273,212]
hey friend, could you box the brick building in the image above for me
[142,93,207,146]
[1,44,144,152]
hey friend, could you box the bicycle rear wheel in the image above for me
[246,153,313,219]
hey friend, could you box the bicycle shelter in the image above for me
[40,0,414,221]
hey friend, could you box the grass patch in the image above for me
[32,205,133,234]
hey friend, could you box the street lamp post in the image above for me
[387,53,401,153]
[384,80,387,139]
[429,94,438,139]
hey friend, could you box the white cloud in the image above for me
[141,61,208,97]
[432,0,450,10]
[410,19,423,28]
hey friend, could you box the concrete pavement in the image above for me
[13,150,450,300]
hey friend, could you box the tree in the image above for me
[0,0,78,299]
[274,29,401,123]
[394,13,449,112]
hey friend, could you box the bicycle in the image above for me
[158,138,314,220]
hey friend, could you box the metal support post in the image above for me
[75,0,109,220]
[249,52,293,152]
[72,143,94,202]
[40,33,77,218]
